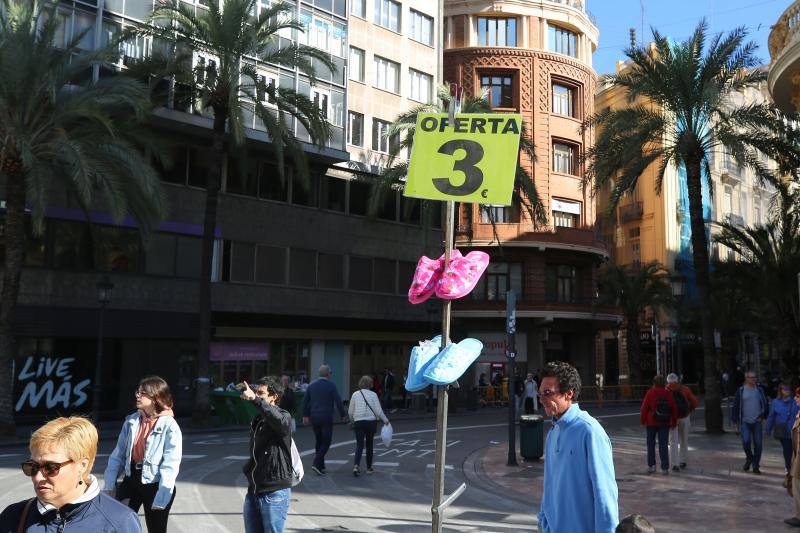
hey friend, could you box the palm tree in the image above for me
[379,85,547,232]
[132,0,334,423]
[714,183,800,378]
[596,261,673,386]
[0,0,166,434]
[584,20,797,432]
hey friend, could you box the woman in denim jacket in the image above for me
[103,376,182,533]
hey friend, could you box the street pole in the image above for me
[92,276,113,424]
[506,290,517,467]
[653,320,660,377]
[431,200,454,533]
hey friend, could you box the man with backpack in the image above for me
[666,373,699,471]
[640,375,678,475]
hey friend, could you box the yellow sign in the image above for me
[404,113,522,205]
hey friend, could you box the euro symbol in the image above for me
[481,189,488,198]
[432,140,484,196]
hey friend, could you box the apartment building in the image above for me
[439,0,620,386]
[595,60,778,383]
[2,0,442,421]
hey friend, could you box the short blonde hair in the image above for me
[30,417,98,479]
[358,375,373,389]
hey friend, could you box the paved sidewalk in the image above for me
[469,413,795,532]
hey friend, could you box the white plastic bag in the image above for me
[290,438,304,486]
[380,423,393,447]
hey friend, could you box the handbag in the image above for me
[775,422,788,440]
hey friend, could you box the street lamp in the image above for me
[670,276,686,377]
[92,275,114,424]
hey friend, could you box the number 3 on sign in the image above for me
[404,113,522,205]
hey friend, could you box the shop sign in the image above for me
[210,342,268,362]
[14,355,91,413]
[469,332,527,362]
[404,113,522,205]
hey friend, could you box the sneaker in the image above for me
[661,469,669,475]
[352,465,360,477]
[648,466,656,475]
[784,517,800,527]
[672,466,680,472]
[753,467,761,474]
[311,466,324,476]
[743,459,751,472]
[366,467,374,474]
[679,463,687,469]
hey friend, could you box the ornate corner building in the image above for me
[441,0,621,385]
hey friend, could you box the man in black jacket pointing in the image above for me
[240,377,293,533]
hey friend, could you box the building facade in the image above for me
[440,0,620,387]
[768,1,800,113]
[1,0,443,421]
[595,59,779,384]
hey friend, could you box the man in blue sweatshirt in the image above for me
[537,361,618,533]
[302,364,348,475]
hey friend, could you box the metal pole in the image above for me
[506,290,517,466]
[92,300,106,424]
[431,200,454,533]
[654,321,660,376]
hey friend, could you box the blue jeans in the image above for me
[741,420,763,468]
[646,425,670,471]
[311,416,333,470]
[243,489,291,533]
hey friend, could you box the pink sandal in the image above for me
[435,250,490,300]
[408,254,445,304]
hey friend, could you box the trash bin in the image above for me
[519,414,544,460]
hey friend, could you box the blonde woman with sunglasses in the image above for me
[0,416,141,532]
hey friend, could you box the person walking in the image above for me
[0,416,141,532]
[666,373,699,471]
[537,361,618,533]
[103,376,182,533]
[349,375,390,476]
[524,373,539,414]
[239,377,294,533]
[301,364,348,475]
[732,370,769,474]
[768,382,799,474]
[784,387,800,527]
[382,368,396,411]
[640,375,678,475]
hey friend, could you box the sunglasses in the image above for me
[21,459,73,477]
[538,389,560,398]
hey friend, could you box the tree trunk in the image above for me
[193,110,226,426]
[626,319,642,386]
[685,157,723,433]
[0,169,26,436]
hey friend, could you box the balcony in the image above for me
[543,0,597,25]
[618,201,643,223]
[769,1,800,113]
[724,213,745,228]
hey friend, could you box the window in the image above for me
[256,73,277,105]
[291,171,318,207]
[477,17,517,47]
[374,0,400,32]
[723,185,733,215]
[372,119,398,153]
[320,176,347,212]
[374,56,400,93]
[481,205,518,223]
[409,69,433,103]
[310,18,330,52]
[409,10,433,45]
[226,156,258,197]
[349,180,369,215]
[552,198,581,227]
[546,265,577,303]
[552,143,576,175]
[318,253,344,289]
[374,259,396,293]
[548,25,578,57]
[740,191,748,224]
[472,262,522,301]
[348,111,364,146]
[352,0,366,17]
[255,245,286,284]
[481,74,514,109]
[259,163,288,202]
[349,256,373,291]
[289,248,316,287]
[349,47,365,82]
[552,83,574,117]
[754,196,762,224]
[312,88,329,119]
[231,242,256,282]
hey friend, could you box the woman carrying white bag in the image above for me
[348,375,391,476]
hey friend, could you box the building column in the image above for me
[467,15,473,47]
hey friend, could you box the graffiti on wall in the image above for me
[14,355,91,413]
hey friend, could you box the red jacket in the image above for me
[640,385,678,428]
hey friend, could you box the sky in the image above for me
[590,0,789,74]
